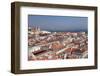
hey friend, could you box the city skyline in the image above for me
[28,15,88,32]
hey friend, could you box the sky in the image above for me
[28,15,88,32]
